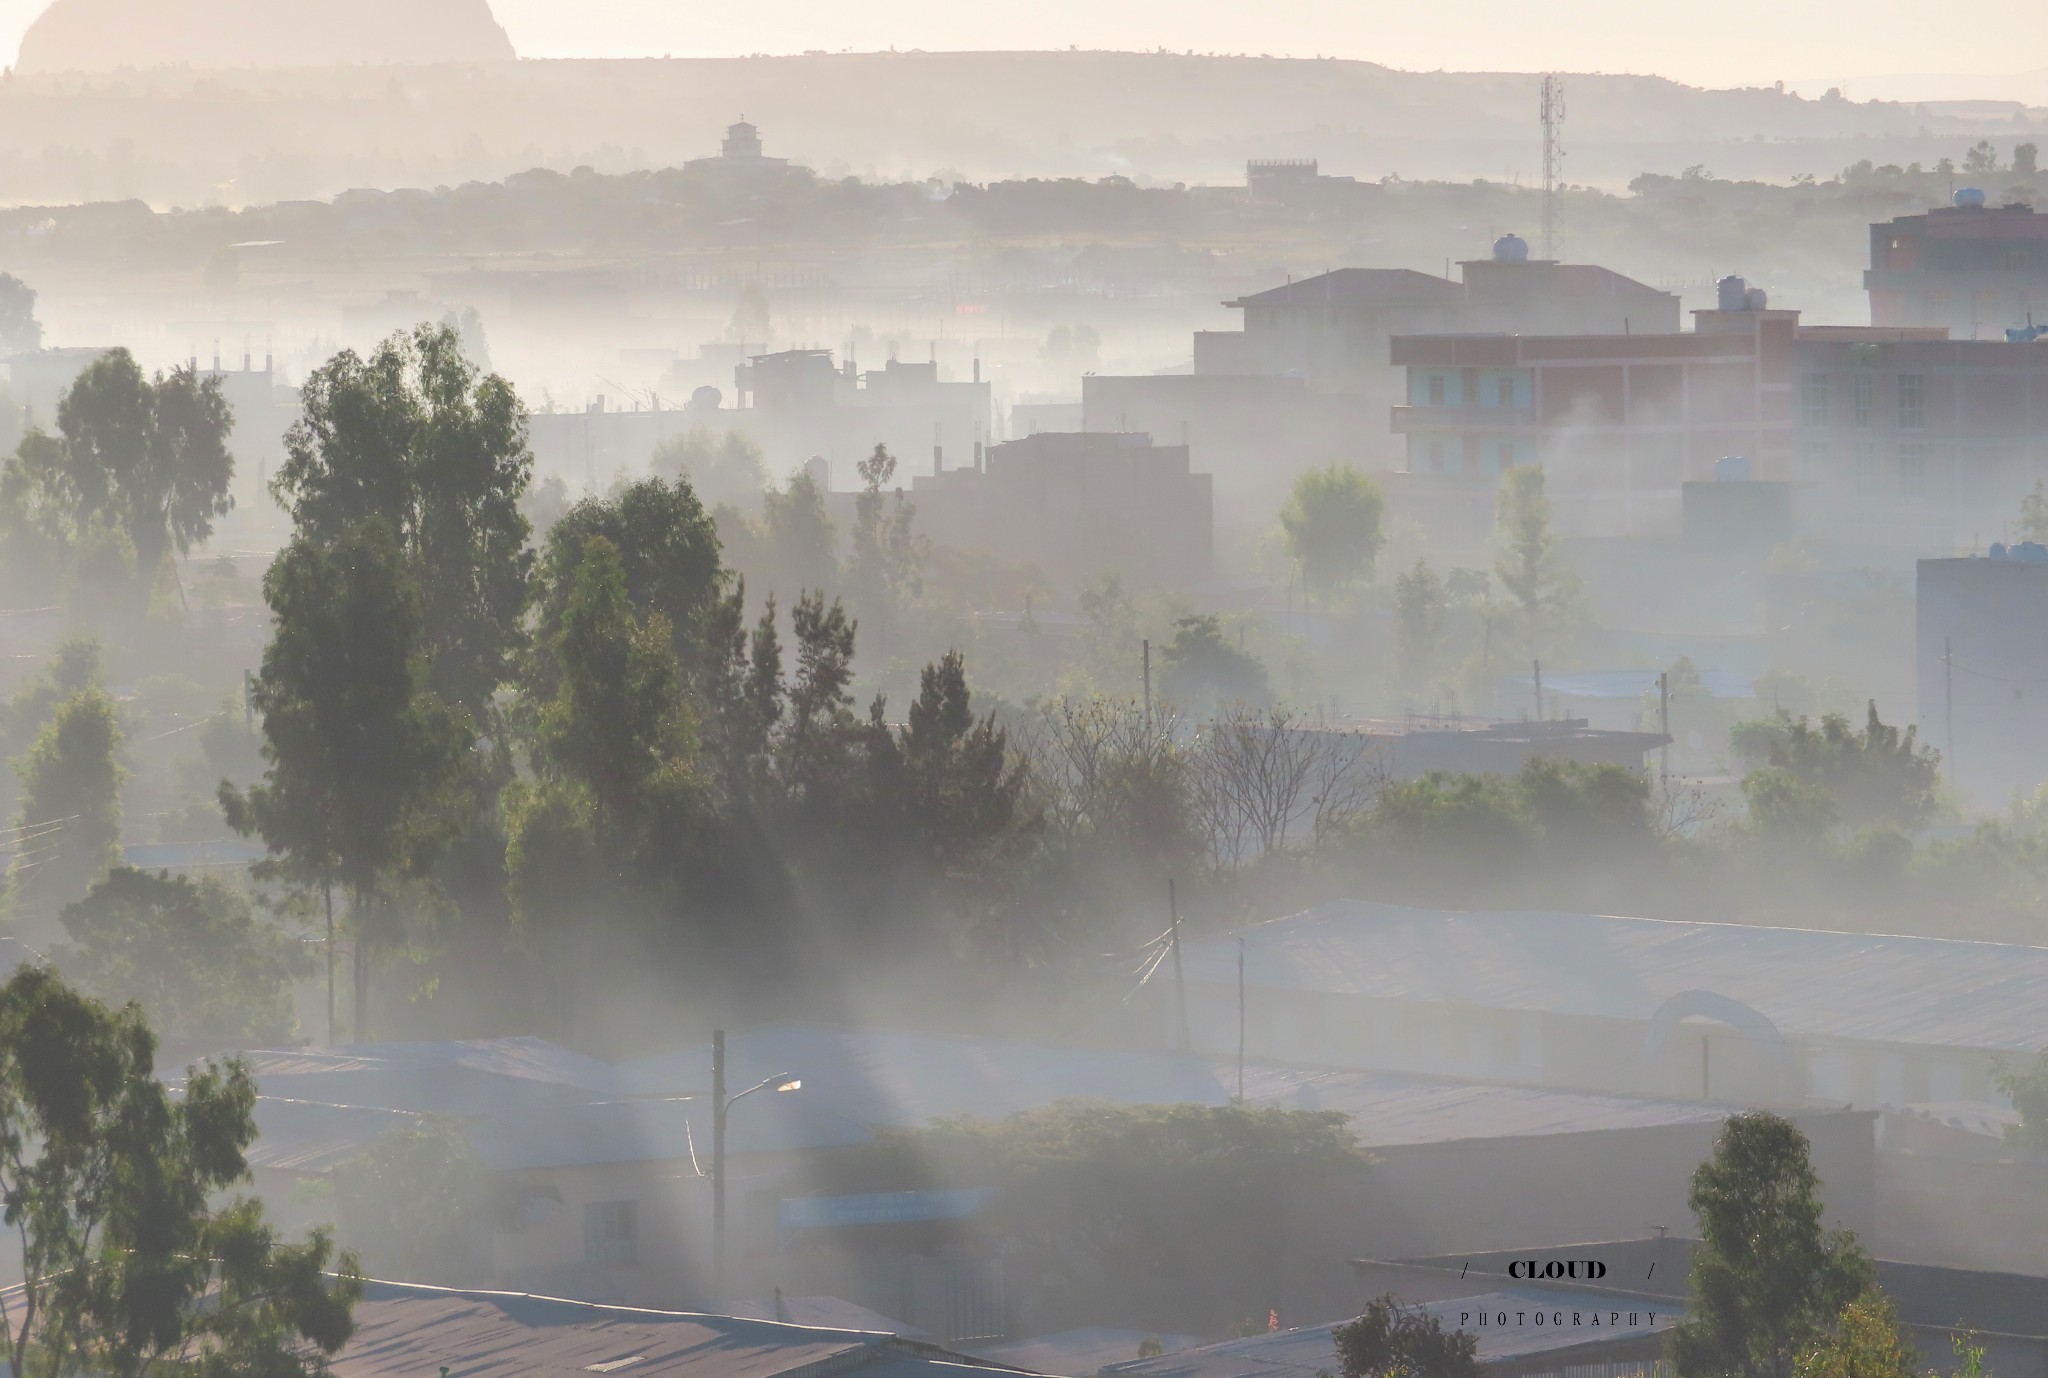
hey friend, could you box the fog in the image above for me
[1,5,2048,1375]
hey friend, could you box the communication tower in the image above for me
[1540,73,1565,260]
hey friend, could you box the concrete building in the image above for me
[1916,547,2048,807]
[1104,1291,1673,1378]
[1171,899,2048,1110]
[1389,284,2048,548]
[1081,239,1679,513]
[910,431,1212,589]
[1359,1240,2048,1378]
[1866,192,2048,340]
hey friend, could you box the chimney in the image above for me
[933,421,943,472]
[974,440,984,473]
[972,356,981,383]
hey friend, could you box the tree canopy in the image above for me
[1335,1294,1481,1378]
[1280,464,1385,604]
[0,966,361,1378]
[1672,1112,1873,1378]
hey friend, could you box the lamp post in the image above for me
[710,1029,801,1305]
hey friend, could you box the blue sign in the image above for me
[777,1188,994,1231]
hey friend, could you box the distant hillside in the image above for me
[0,50,2031,208]
[16,0,514,72]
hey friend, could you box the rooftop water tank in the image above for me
[1717,275,1749,311]
[1493,233,1530,262]
[1745,286,1769,311]
[1955,187,1987,209]
[1714,455,1754,482]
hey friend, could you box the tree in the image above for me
[1280,464,1385,604]
[1792,1295,1917,1378]
[1159,614,1269,714]
[1493,464,1576,660]
[781,590,858,790]
[1334,1294,1481,1378]
[530,537,687,833]
[1963,140,1998,175]
[275,323,533,728]
[758,468,838,598]
[0,273,43,354]
[2016,143,2040,176]
[1670,1111,1873,1378]
[1991,1052,2048,1153]
[533,478,725,684]
[221,520,470,1043]
[1729,702,1940,831]
[892,650,1027,873]
[2017,480,2048,543]
[0,966,361,1378]
[651,425,767,508]
[847,443,927,657]
[330,1117,494,1284]
[8,687,125,932]
[1394,558,1449,694]
[52,867,302,1050]
[829,1103,1370,1333]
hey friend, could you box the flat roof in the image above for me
[1099,1289,1674,1378]
[1176,900,2048,1053]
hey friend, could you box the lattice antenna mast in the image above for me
[1539,73,1565,259]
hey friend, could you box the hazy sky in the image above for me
[1,0,2042,97]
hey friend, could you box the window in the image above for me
[1495,440,1515,472]
[1898,442,1927,492]
[1798,438,1830,481]
[1851,373,1875,427]
[585,1200,637,1265]
[1427,374,1446,406]
[1853,442,1880,490]
[1494,375,1517,407]
[1427,439,1446,472]
[1800,373,1830,427]
[1897,373,1925,429]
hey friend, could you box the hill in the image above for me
[15,0,515,72]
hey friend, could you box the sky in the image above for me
[0,0,2043,100]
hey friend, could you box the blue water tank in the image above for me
[1714,455,1754,482]
[1955,187,1987,209]
[1717,275,1749,311]
[1493,233,1530,262]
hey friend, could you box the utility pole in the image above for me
[1945,637,1955,783]
[712,1029,728,1302]
[1533,659,1544,720]
[1659,671,1670,795]
[1143,639,1153,734]
[1540,74,1565,261]
[1169,880,1190,1052]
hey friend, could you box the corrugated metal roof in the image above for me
[1099,1290,1676,1378]
[332,1281,1015,1378]
[965,1329,1205,1377]
[1177,900,2048,1053]
[246,1027,1744,1177]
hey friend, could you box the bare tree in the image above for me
[1190,706,1383,865]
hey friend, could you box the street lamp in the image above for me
[711,1028,801,1305]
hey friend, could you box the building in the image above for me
[1299,718,1670,779]
[1100,1288,1676,1378]
[1916,548,2048,807]
[1357,1240,2048,1378]
[233,1027,1874,1333]
[1170,899,2048,1109]
[1081,239,1679,514]
[1389,282,2048,548]
[1866,192,2048,340]
[910,431,1212,589]
[682,120,804,182]
[329,1281,1019,1378]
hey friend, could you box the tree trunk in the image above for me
[352,894,371,1044]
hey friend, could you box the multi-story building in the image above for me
[1866,191,2048,340]
[1081,236,1678,517]
[909,431,1212,589]
[1390,279,2048,548]
[1917,547,2048,808]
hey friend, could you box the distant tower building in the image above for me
[683,119,800,180]
[721,119,765,159]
